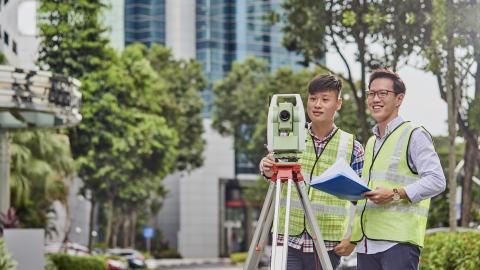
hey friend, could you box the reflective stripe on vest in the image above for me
[277,128,354,241]
[351,122,430,247]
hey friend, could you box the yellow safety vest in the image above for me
[351,122,430,247]
[278,128,354,241]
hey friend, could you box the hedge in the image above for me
[48,254,107,270]
[421,231,480,270]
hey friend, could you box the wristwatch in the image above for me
[392,188,401,201]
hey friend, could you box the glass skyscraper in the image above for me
[196,0,303,114]
[124,0,303,114]
[124,0,166,47]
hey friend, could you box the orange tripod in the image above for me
[244,163,333,270]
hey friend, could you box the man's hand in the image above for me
[363,187,395,204]
[334,239,356,256]
[260,153,275,178]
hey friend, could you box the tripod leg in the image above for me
[244,182,275,270]
[295,182,333,270]
[270,180,282,269]
[279,179,293,270]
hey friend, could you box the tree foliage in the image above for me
[37,0,112,78]
[212,57,365,167]
[9,131,74,228]
[148,44,207,171]
[278,0,425,142]
[402,0,480,228]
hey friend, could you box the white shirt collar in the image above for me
[372,115,404,139]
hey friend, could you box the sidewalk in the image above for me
[146,257,242,269]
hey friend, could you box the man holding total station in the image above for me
[261,74,364,269]
[350,68,446,270]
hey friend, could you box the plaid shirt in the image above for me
[278,124,365,252]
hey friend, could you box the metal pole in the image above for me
[146,238,151,254]
[0,129,10,215]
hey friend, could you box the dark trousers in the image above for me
[357,243,421,270]
[286,246,341,270]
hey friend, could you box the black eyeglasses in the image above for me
[366,90,396,99]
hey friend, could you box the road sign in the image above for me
[143,227,154,239]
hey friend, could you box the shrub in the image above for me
[421,231,480,270]
[153,248,182,259]
[230,252,248,264]
[44,255,57,270]
[48,254,107,270]
[0,239,16,270]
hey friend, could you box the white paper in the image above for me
[311,159,365,185]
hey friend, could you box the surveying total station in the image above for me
[244,94,333,270]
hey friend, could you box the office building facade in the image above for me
[0,0,39,69]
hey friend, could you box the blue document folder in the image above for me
[310,159,371,201]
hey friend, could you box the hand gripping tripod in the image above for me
[244,162,333,270]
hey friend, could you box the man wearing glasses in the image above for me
[349,68,446,270]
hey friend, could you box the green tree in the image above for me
[278,0,423,142]
[212,57,271,166]
[148,44,207,171]
[275,0,432,142]
[9,131,74,229]
[109,44,207,248]
[74,45,179,247]
[402,0,480,228]
[37,0,112,78]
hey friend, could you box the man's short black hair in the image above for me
[368,68,406,94]
[308,74,342,96]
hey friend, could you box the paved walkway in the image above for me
[147,258,243,270]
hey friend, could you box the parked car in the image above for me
[107,258,128,270]
[106,248,147,269]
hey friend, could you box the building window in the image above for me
[3,31,8,45]
[12,41,17,54]
[4,0,8,5]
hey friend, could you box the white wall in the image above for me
[177,118,235,257]
[102,0,125,51]
[0,0,39,68]
[156,172,181,249]
[165,0,196,60]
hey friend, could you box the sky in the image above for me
[326,44,448,136]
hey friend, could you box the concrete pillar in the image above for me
[0,129,10,214]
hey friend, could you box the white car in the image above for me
[106,248,147,269]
